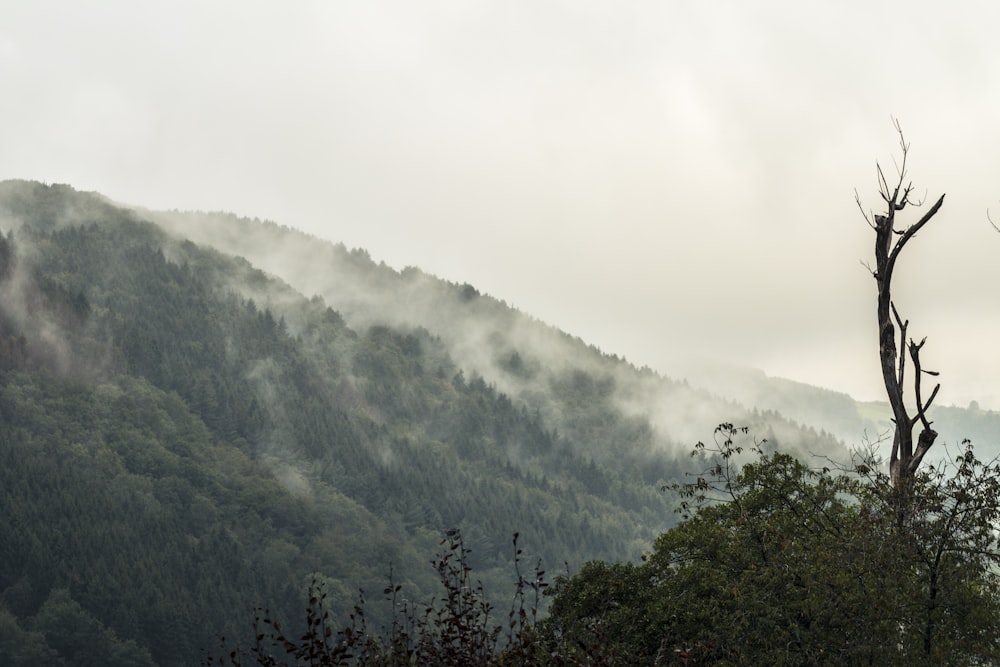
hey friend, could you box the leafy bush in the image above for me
[541,425,1000,666]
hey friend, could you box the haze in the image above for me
[3,1,1000,408]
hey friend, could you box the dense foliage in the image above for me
[542,426,1000,665]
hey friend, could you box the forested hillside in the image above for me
[0,181,846,665]
[146,206,850,458]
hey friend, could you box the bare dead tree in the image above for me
[855,119,945,489]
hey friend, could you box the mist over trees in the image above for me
[1,145,998,666]
[0,181,843,665]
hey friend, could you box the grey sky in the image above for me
[3,1,1000,407]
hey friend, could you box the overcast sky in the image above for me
[3,1,1000,408]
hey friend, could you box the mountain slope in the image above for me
[0,181,845,665]
[146,205,849,458]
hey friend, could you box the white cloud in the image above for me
[3,0,1000,406]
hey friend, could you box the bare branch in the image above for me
[891,302,907,389]
[865,120,946,487]
[922,383,941,418]
[989,209,1000,234]
[855,189,876,230]
[878,164,891,203]
[893,116,909,157]
[909,337,939,433]
[883,194,947,286]
[899,182,913,207]
[891,117,910,197]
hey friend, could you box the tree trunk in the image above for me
[860,124,944,489]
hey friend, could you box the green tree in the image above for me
[0,605,62,667]
[33,589,156,667]
[542,425,1000,665]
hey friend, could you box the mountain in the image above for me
[143,205,861,459]
[0,180,847,665]
[672,358,1000,463]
